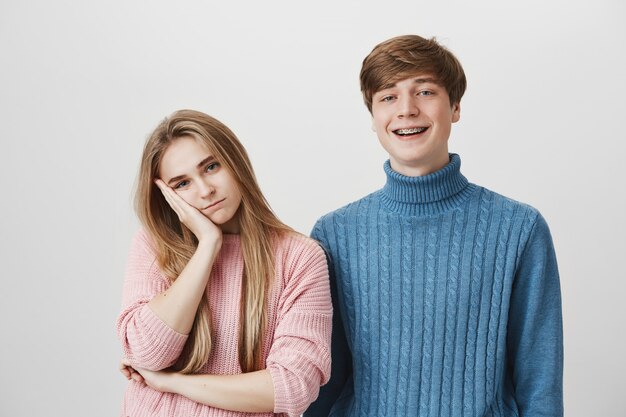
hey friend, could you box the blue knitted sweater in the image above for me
[304,154,563,417]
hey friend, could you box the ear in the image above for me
[451,102,461,123]
[371,117,376,132]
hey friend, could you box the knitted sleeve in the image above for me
[304,219,354,417]
[266,237,333,417]
[507,213,564,416]
[116,230,188,370]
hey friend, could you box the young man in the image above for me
[304,35,563,417]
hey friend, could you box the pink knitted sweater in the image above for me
[117,231,332,417]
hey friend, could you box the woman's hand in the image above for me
[143,180,223,335]
[135,368,175,393]
[119,358,275,412]
[119,359,174,393]
[119,359,144,384]
[155,179,222,246]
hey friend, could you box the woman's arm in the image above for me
[145,237,219,334]
[264,237,333,416]
[117,180,222,369]
[117,231,189,369]
[120,236,331,414]
[305,221,353,416]
[147,179,222,334]
[125,362,275,413]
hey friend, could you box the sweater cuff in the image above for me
[129,304,188,370]
[135,304,188,357]
[268,354,326,417]
[268,365,293,415]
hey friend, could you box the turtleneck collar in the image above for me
[380,154,476,216]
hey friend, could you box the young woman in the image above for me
[117,109,332,417]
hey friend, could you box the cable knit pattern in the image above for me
[117,232,332,417]
[304,154,563,417]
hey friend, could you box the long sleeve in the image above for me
[266,238,333,417]
[304,221,353,417]
[116,230,188,370]
[507,213,563,416]
[300,156,564,416]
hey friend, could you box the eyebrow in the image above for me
[412,77,437,84]
[377,77,439,93]
[166,155,216,186]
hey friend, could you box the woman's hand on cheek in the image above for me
[154,179,223,246]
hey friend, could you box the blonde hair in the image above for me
[135,109,292,373]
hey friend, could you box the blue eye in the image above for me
[174,180,189,189]
[418,90,433,96]
[206,162,220,172]
[381,95,395,102]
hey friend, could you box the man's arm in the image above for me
[507,213,563,416]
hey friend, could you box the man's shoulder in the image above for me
[476,184,542,226]
[313,191,380,229]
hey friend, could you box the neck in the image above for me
[380,154,475,216]
[389,152,450,177]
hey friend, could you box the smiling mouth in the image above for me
[393,127,428,136]
[202,198,225,210]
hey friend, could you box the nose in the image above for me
[197,178,215,199]
[397,94,419,118]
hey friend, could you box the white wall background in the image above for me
[1,0,624,415]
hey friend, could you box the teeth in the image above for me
[396,127,426,135]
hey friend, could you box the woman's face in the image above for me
[158,136,242,233]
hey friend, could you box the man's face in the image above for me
[371,74,460,176]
